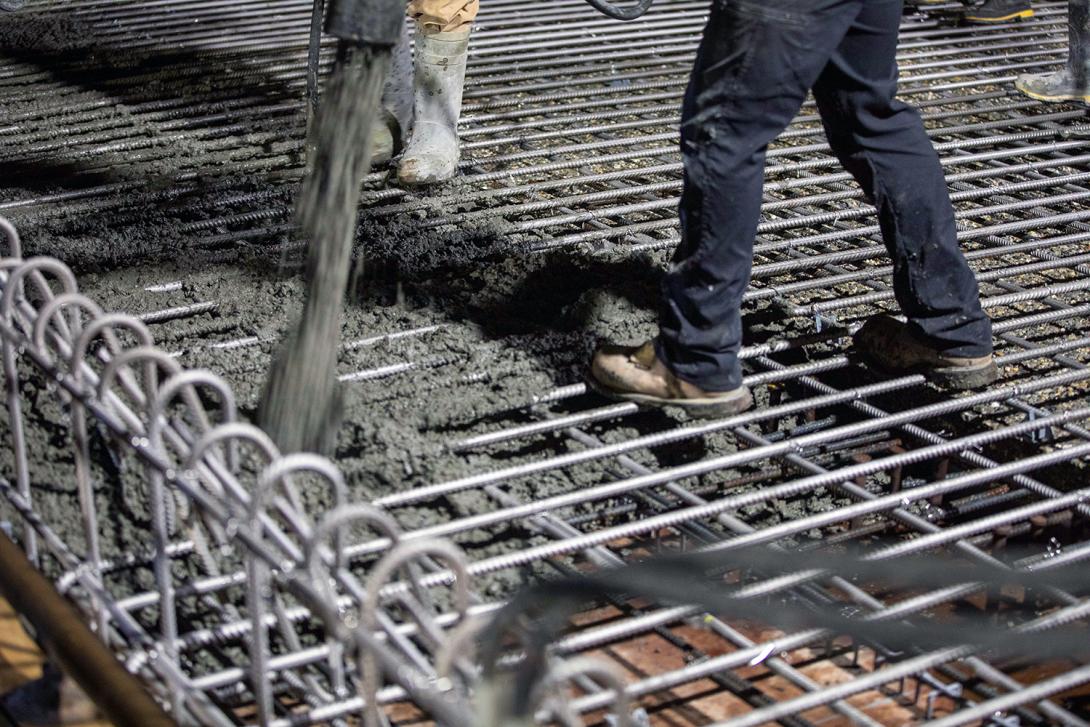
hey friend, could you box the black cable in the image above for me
[583,0,655,21]
[478,547,1090,720]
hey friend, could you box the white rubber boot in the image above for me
[371,21,414,166]
[397,26,470,185]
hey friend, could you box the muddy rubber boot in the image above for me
[397,26,470,186]
[589,341,753,419]
[853,315,998,390]
[1017,0,1090,102]
[964,0,1033,23]
[371,21,414,166]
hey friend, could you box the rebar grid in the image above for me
[3,0,1090,725]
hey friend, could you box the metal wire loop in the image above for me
[32,293,104,364]
[0,216,21,259]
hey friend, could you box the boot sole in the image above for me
[964,9,1033,22]
[858,355,999,391]
[397,159,460,186]
[929,360,1000,390]
[1016,85,1090,104]
[586,374,754,419]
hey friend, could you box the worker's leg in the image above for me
[654,0,863,392]
[372,21,413,165]
[1017,0,1090,102]
[813,0,996,383]
[397,0,475,184]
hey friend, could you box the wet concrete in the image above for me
[7,0,1085,643]
[0,165,659,581]
[261,46,390,455]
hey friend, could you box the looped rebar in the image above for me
[0,217,21,259]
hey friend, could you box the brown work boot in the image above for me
[853,315,998,390]
[589,341,753,418]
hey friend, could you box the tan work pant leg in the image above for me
[407,0,479,33]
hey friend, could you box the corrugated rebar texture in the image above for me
[2,0,1090,725]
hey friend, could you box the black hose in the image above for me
[479,544,1090,712]
[583,0,654,21]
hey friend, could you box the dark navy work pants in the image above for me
[656,0,993,391]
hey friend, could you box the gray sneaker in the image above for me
[853,315,998,390]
